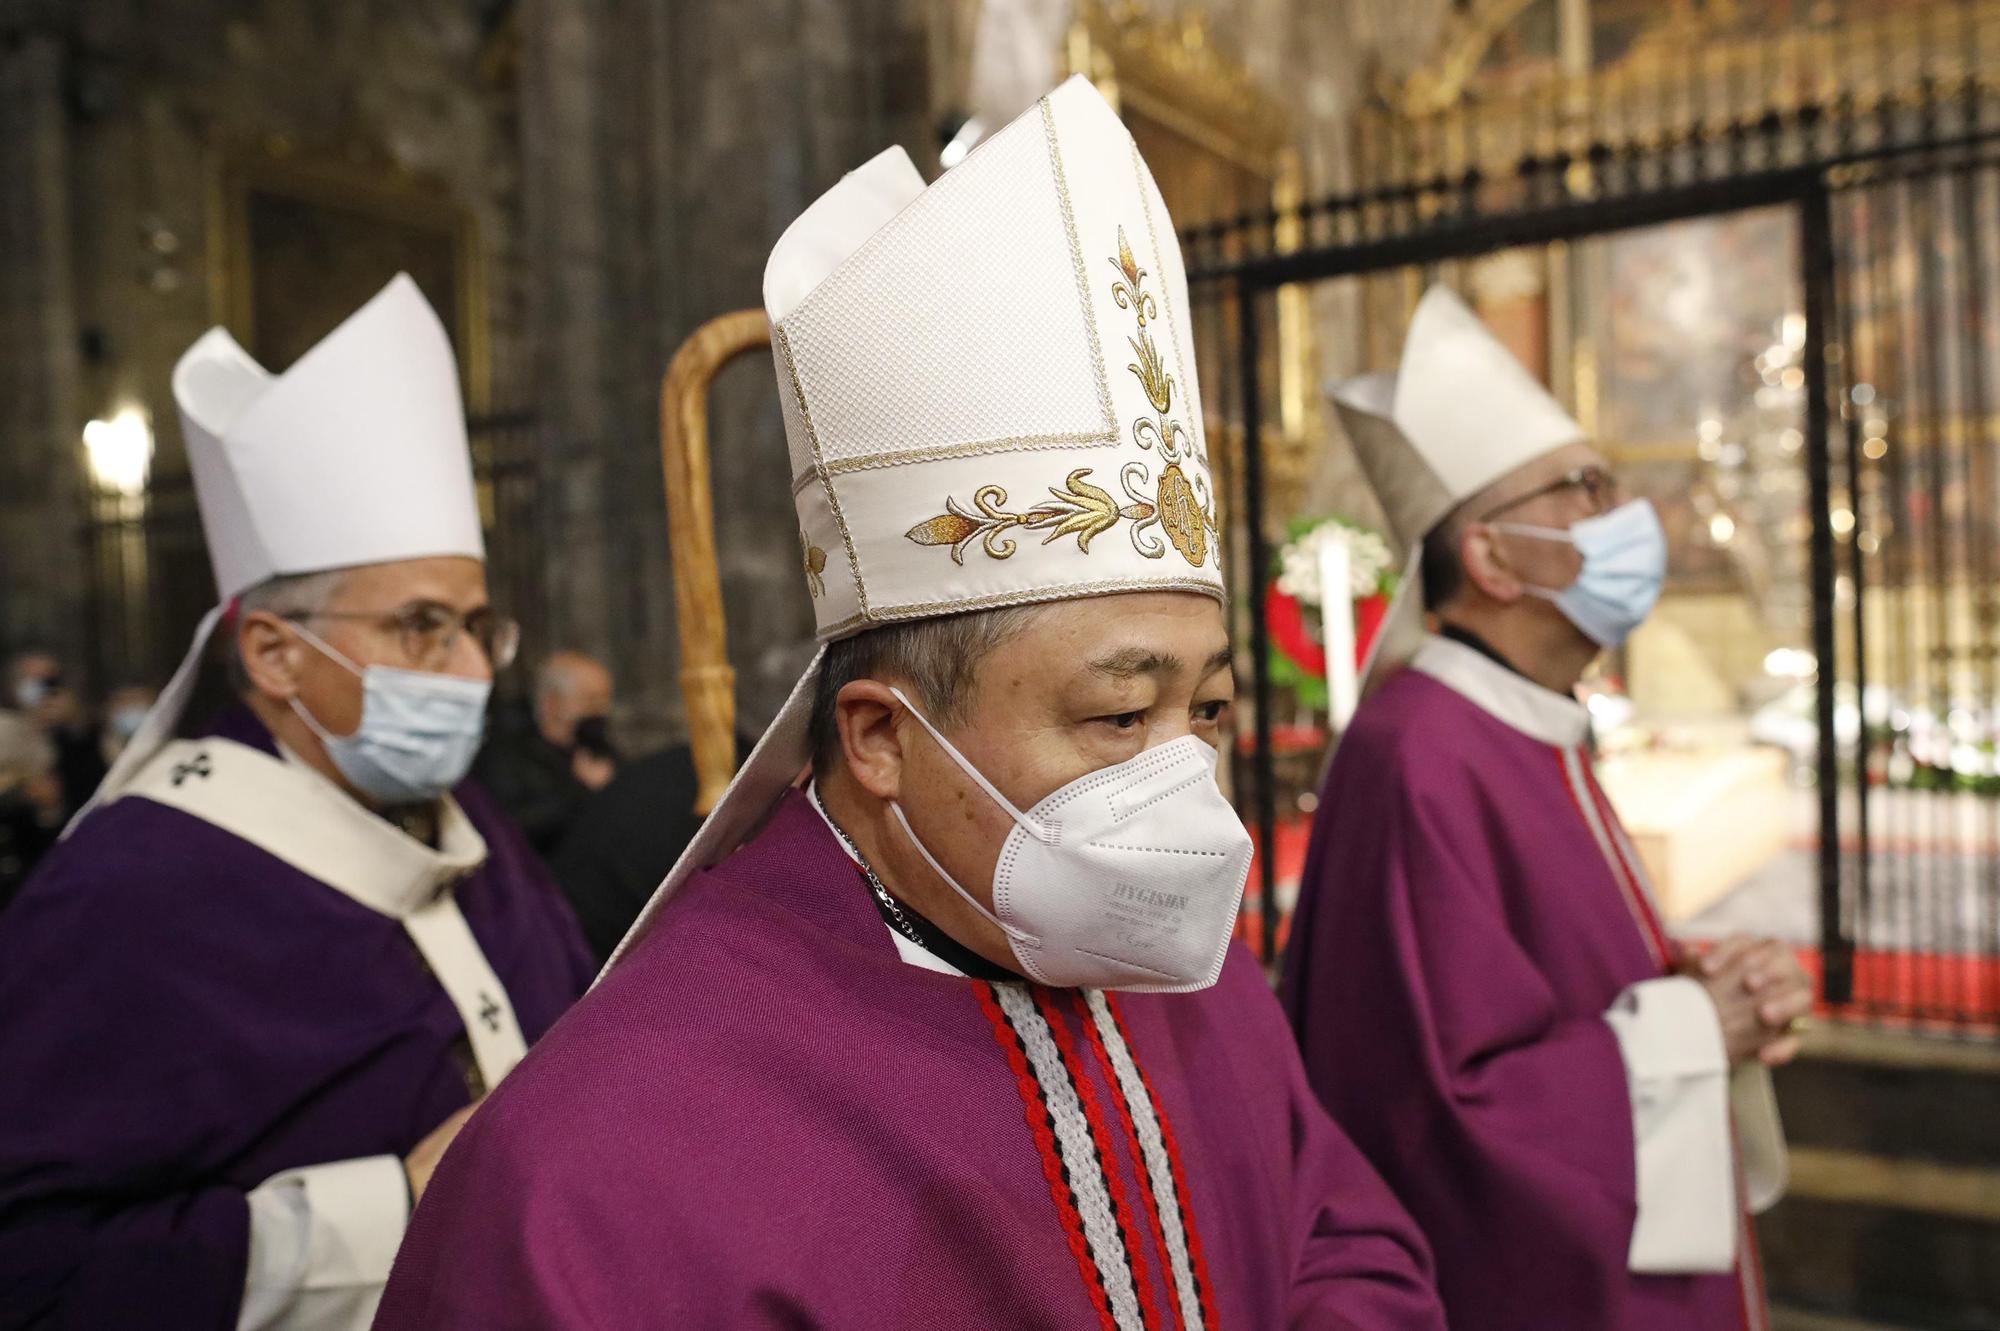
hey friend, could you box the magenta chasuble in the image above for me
[374,790,1446,1330]
[1282,638,1769,1331]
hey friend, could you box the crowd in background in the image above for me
[0,645,699,956]
[0,652,155,910]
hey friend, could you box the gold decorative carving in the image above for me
[1066,1,1288,175]
[1061,0,1316,536]
[1365,0,2000,186]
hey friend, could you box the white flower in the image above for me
[1274,520,1393,606]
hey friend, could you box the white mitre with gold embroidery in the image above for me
[607,75,1222,969]
[773,74,1223,635]
[1329,284,1585,691]
[73,274,483,826]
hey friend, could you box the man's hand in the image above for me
[1687,936,1815,1067]
[573,749,616,792]
[404,1102,480,1207]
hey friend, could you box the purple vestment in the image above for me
[374,789,1445,1330]
[0,707,592,1329]
[1281,659,1762,1330]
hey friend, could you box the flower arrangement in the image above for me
[1275,519,1396,607]
[1266,516,1398,713]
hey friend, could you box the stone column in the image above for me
[0,30,88,668]
[514,0,934,743]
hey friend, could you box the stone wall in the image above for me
[0,0,1409,737]
[0,0,935,734]
[0,0,525,692]
[0,21,86,668]
[513,0,935,740]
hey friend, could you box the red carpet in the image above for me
[1796,945,2000,1034]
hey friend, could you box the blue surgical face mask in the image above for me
[108,704,150,741]
[287,625,491,805]
[1495,498,1666,649]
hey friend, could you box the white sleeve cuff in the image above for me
[1604,975,1737,1274]
[1733,1061,1789,1214]
[238,1155,410,1331]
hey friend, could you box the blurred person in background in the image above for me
[6,649,108,823]
[0,276,592,1331]
[0,711,60,912]
[548,731,754,964]
[474,649,618,854]
[98,682,160,766]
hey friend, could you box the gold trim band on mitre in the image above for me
[811,577,1230,644]
[863,573,1227,624]
[776,321,870,616]
[819,429,1121,478]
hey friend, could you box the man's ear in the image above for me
[238,612,307,703]
[836,679,908,802]
[1458,522,1530,604]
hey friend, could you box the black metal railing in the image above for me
[1184,0,2000,1032]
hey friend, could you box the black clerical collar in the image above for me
[1438,623,1533,682]
[810,787,1019,982]
[383,802,442,847]
[853,867,1020,982]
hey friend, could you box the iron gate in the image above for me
[1184,4,2000,1032]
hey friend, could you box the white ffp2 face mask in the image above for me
[886,687,1252,992]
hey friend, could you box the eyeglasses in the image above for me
[289,603,520,671]
[1480,465,1622,522]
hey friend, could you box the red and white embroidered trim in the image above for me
[974,980,1119,1331]
[1089,989,1217,1331]
[976,980,1214,1331]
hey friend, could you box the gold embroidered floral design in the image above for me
[1110,230,1156,325]
[1106,225,1215,569]
[801,531,827,597]
[1153,463,1207,566]
[905,469,1155,564]
[902,226,1218,571]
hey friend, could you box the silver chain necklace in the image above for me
[819,806,927,950]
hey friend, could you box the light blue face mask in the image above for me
[288,625,491,805]
[1495,498,1667,648]
[108,704,150,741]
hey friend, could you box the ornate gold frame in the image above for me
[1366,0,2000,188]
[207,143,490,410]
[1061,0,1321,520]
[1063,2,1289,180]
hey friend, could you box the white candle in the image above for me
[1320,538,1359,729]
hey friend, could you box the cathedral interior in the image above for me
[2,2,1997,1325]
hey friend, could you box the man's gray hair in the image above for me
[809,604,1043,776]
[227,569,348,692]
